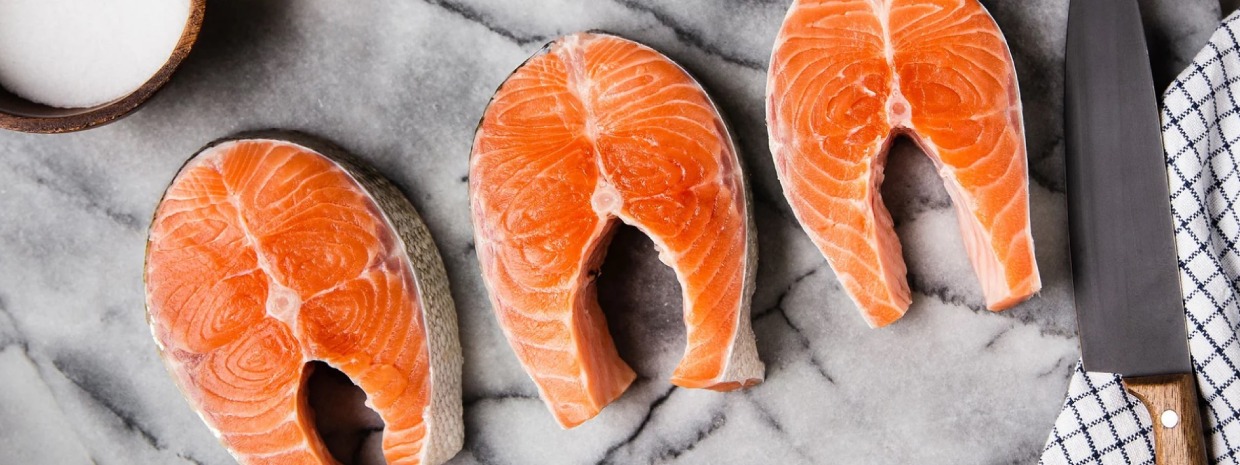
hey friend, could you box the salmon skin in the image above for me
[470,32,764,428]
[766,0,1042,327]
[144,132,463,465]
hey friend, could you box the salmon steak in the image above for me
[766,0,1041,327]
[470,32,764,428]
[144,134,463,465]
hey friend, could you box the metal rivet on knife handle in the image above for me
[1162,410,1181,429]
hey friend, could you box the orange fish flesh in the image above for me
[144,134,463,465]
[766,0,1042,327]
[470,32,764,428]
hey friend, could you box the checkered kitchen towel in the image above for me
[1040,13,1240,465]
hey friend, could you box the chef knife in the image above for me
[1064,1,1207,464]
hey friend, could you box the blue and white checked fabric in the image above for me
[1041,14,1240,465]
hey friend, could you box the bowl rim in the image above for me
[0,0,207,134]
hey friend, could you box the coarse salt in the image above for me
[0,0,191,109]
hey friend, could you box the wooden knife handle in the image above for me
[1123,373,1208,465]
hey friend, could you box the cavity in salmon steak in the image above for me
[766,0,1042,327]
[470,32,764,428]
[144,134,463,465]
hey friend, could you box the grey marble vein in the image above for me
[423,0,548,45]
[609,0,766,70]
[0,1,1224,464]
[598,384,679,463]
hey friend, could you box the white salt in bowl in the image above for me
[0,0,205,134]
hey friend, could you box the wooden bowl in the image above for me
[0,0,206,134]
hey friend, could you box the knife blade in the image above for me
[1065,1,1207,463]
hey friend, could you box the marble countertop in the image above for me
[0,1,1226,464]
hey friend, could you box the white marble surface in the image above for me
[0,1,1226,464]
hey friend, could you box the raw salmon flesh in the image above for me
[470,32,764,428]
[144,134,463,465]
[766,0,1042,327]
